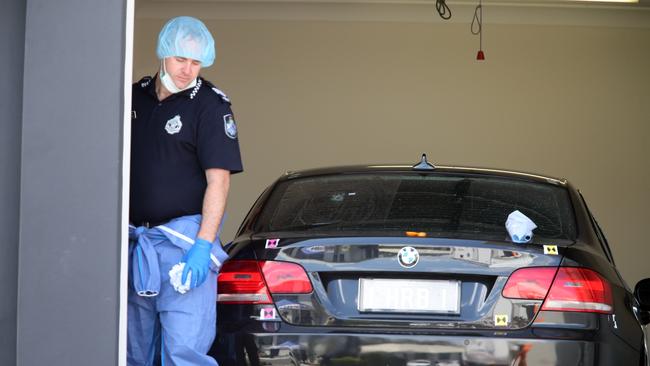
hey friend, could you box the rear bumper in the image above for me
[210,329,640,366]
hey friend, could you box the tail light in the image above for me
[502,267,557,300]
[542,267,613,314]
[217,260,313,304]
[260,261,313,293]
[217,260,271,304]
[502,267,613,314]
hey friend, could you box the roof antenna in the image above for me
[412,153,436,171]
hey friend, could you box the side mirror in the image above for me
[634,278,650,311]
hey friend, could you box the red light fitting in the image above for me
[502,267,613,314]
[217,260,313,304]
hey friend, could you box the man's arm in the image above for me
[196,168,231,244]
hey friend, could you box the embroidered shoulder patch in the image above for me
[212,87,231,103]
[223,114,237,139]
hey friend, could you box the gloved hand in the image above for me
[182,238,213,289]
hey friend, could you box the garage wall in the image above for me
[133,14,650,286]
[0,0,25,364]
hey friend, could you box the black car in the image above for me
[210,157,650,366]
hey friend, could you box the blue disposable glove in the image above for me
[182,238,213,289]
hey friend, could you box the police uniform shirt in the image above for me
[130,75,243,224]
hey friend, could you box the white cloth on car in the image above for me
[506,210,537,243]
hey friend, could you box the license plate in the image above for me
[358,278,460,314]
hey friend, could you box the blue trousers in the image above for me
[127,238,218,366]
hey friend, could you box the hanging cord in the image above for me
[471,1,482,36]
[436,0,452,20]
[471,0,484,59]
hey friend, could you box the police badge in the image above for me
[165,115,182,135]
[223,114,238,139]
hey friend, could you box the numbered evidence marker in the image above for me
[494,314,509,326]
[543,245,559,255]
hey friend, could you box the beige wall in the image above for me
[133,14,650,285]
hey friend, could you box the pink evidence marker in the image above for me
[260,307,276,320]
[265,238,280,248]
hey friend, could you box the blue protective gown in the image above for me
[127,215,229,366]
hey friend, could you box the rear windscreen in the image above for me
[253,173,576,241]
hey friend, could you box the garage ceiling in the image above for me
[136,0,650,27]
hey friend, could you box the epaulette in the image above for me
[138,76,153,88]
[202,79,231,104]
[211,86,231,103]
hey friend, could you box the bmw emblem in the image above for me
[398,246,419,268]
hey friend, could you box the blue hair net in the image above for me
[156,16,215,67]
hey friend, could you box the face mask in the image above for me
[159,60,197,94]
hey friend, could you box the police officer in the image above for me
[128,16,242,366]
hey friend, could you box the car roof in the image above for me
[282,164,568,186]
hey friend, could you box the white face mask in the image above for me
[159,60,197,94]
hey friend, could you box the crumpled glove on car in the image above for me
[505,210,537,244]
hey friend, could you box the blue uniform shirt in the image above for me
[130,75,243,224]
